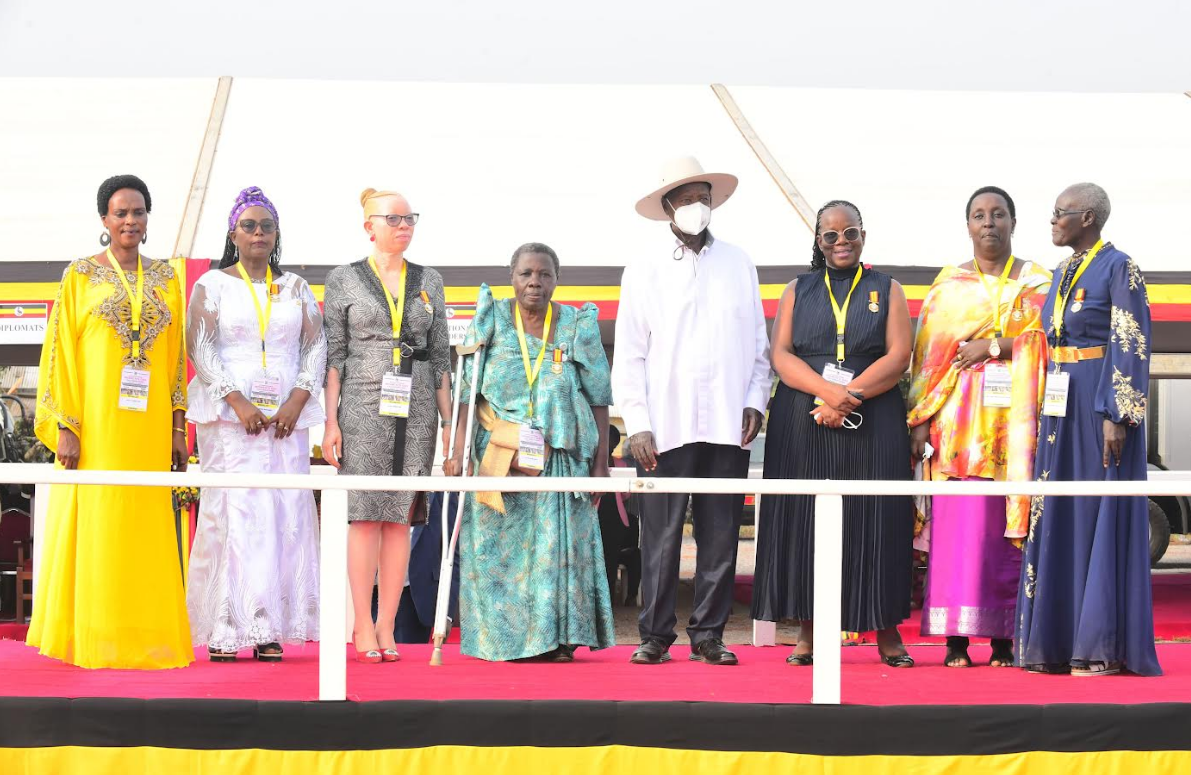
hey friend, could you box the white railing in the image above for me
[1,462,1188,705]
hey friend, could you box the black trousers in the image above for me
[636,442,749,646]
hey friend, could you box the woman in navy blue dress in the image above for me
[1016,183,1160,676]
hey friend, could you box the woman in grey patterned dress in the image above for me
[322,188,451,663]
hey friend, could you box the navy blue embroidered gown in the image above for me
[1015,243,1160,675]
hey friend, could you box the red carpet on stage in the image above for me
[2,640,1190,706]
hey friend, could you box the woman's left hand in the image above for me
[810,405,844,429]
[953,339,992,370]
[172,431,189,471]
[590,459,610,507]
[270,392,309,440]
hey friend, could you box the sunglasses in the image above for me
[369,213,420,227]
[237,219,277,234]
[819,227,862,245]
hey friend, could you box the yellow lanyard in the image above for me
[235,262,273,370]
[107,249,145,360]
[514,302,552,418]
[369,256,408,367]
[1053,239,1103,340]
[823,264,864,363]
[973,254,1015,337]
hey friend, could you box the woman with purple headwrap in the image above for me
[185,187,327,662]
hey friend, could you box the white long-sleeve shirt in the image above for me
[611,236,772,454]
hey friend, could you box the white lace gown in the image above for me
[185,268,327,652]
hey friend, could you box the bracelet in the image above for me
[173,427,187,434]
[441,420,451,429]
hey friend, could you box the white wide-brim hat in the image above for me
[635,155,739,221]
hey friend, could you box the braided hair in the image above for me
[97,174,152,215]
[217,231,284,276]
[810,200,864,270]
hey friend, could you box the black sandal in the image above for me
[989,638,1014,667]
[786,651,813,666]
[1026,662,1071,674]
[945,636,972,668]
[207,647,237,663]
[880,652,915,668]
[253,643,283,662]
[548,645,576,663]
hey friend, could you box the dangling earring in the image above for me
[234,245,241,263]
[370,234,376,242]
[141,232,148,245]
[99,229,111,247]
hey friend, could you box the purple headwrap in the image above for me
[228,186,279,231]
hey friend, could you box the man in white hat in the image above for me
[612,156,771,666]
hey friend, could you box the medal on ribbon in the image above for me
[867,290,879,313]
[1070,288,1085,313]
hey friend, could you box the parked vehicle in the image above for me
[1148,461,1189,566]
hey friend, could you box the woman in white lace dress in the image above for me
[186,187,327,662]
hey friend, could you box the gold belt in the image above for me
[1050,345,1106,363]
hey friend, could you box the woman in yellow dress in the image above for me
[28,175,193,669]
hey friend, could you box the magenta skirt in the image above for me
[921,481,1022,639]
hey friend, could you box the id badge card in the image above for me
[379,372,413,418]
[1042,372,1071,417]
[118,366,150,412]
[518,424,546,471]
[815,363,854,406]
[982,361,1012,408]
[249,371,283,417]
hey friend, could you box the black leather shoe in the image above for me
[689,638,738,665]
[631,638,671,665]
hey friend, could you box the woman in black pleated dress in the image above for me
[751,200,915,667]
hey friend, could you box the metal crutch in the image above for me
[430,342,483,666]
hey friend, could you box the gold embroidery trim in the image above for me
[1112,367,1147,425]
[80,257,175,369]
[1110,306,1148,360]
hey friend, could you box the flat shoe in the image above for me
[786,652,813,666]
[1026,663,1071,675]
[1071,660,1121,677]
[207,647,237,663]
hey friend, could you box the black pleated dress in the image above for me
[751,265,913,632]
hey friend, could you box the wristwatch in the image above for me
[988,338,1002,359]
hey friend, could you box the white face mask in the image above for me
[669,200,711,236]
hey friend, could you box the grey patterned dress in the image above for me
[324,259,450,523]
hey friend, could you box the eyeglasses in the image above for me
[369,213,420,227]
[1052,208,1087,220]
[819,227,862,245]
[237,219,277,234]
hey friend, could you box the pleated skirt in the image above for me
[751,382,914,632]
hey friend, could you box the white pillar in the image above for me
[318,487,348,702]
[750,492,776,647]
[31,478,50,600]
[811,493,843,705]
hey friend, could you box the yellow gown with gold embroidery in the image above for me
[28,255,193,669]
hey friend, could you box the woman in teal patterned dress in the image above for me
[444,243,616,662]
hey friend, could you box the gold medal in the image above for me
[867,290,879,313]
[1070,288,1086,314]
[552,362,563,374]
[419,290,433,315]
[1011,309,1023,321]
[551,347,564,374]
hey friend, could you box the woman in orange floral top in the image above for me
[907,187,1051,669]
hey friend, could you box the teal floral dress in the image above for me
[459,284,616,661]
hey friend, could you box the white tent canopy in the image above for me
[1,78,1189,273]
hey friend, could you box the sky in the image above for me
[1,0,1188,92]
